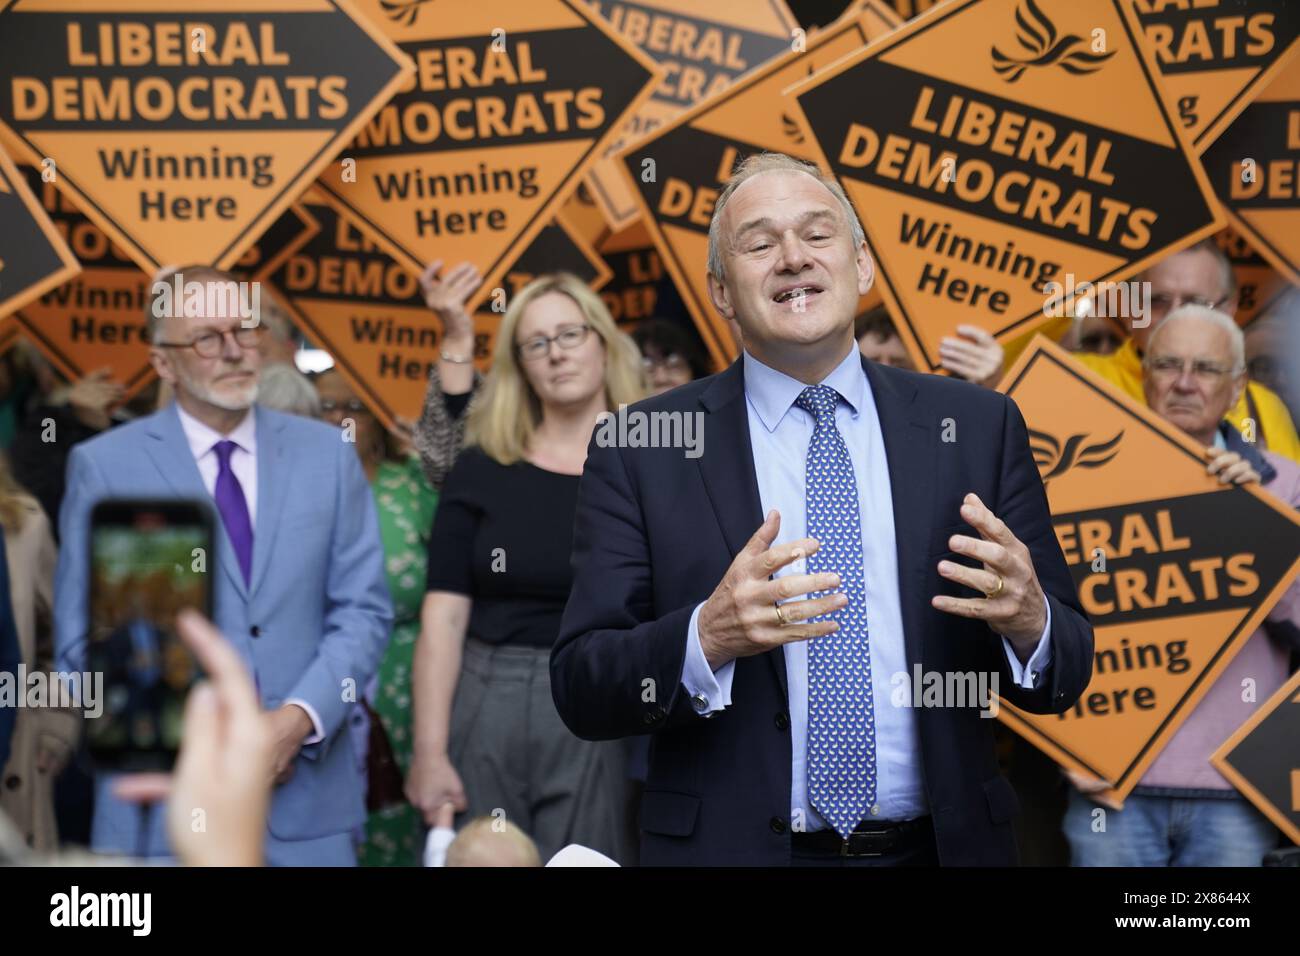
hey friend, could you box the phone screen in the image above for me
[87,500,214,771]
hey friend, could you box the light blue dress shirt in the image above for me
[681,346,1052,831]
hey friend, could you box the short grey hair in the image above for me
[256,362,321,418]
[145,264,242,343]
[1139,237,1237,304]
[706,152,865,280]
[1146,304,1246,373]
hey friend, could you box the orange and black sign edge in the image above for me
[8,157,167,400]
[833,0,903,32]
[11,313,159,401]
[313,0,665,313]
[1209,666,1300,846]
[584,0,802,230]
[554,208,614,291]
[993,336,1300,798]
[0,0,416,276]
[250,199,421,432]
[251,203,323,288]
[1129,0,1300,156]
[609,14,878,371]
[1207,64,1300,287]
[1215,211,1300,289]
[0,141,80,320]
[781,0,1227,375]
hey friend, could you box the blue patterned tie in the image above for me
[797,384,877,838]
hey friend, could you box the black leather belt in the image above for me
[791,815,934,857]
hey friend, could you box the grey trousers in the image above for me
[449,639,631,864]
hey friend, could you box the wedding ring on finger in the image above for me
[774,603,791,627]
[984,575,1004,599]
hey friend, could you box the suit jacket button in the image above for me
[4,774,19,791]
[774,712,789,731]
[643,711,657,725]
[250,625,261,638]
[769,816,787,834]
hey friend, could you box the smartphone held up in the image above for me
[86,499,215,772]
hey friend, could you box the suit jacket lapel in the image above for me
[145,403,248,600]
[696,359,787,699]
[862,358,935,669]
[248,405,287,599]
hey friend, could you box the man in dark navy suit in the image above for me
[551,152,1092,866]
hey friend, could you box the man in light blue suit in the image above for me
[55,266,393,866]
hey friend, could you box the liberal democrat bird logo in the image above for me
[1029,428,1123,482]
[992,0,1116,83]
[380,0,436,27]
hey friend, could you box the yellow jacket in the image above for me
[1072,339,1300,463]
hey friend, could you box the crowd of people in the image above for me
[0,152,1297,867]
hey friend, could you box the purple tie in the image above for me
[213,439,253,586]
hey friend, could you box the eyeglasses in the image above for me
[319,398,368,415]
[1148,292,1229,317]
[643,353,689,373]
[516,324,591,362]
[156,325,264,358]
[1146,356,1239,383]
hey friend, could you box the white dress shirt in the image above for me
[175,404,258,524]
[174,403,323,743]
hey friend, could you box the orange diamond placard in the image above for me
[997,339,1300,801]
[0,0,415,275]
[580,0,800,230]
[1212,668,1300,846]
[617,7,899,368]
[259,194,610,430]
[1202,51,1300,285]
[315,0,660,312]
[1130,0,1300,154]
[787,0,1224,374]
[0,141,78,320]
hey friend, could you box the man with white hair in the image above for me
[54,265,392,865]
[1074,240,1300,463]
[1065,305,1300,866]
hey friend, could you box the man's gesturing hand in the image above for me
[697,510,846,671]
[931,493,1048,654]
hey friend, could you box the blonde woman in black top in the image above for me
[406,273,644,863]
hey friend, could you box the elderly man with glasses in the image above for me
[1064,304,1300,866]
[1073,239,1300,463]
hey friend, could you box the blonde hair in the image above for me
[445,817,541,867]
[466,273,644,465]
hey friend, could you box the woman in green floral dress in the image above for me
[317,370,438,866]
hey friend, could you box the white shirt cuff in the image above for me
[1000,597,1053,690]
[285,698,325,745]
[681,602,735,716]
